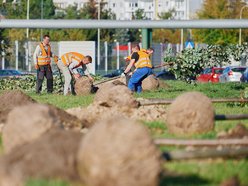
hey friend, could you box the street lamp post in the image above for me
[41,0,43,40]
[26,0,29,39]
[97,0,100,70]
[239,5,248,45]
[26,0,30,71]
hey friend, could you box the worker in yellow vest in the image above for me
[33,34,57,94]
[56,52,93,95]
[122,47,154,93]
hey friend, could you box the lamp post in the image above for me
[26,0,30,71]
[239,5,248,45]
[41,0,43,40]
[97,0,100,69]
[26,0,29,39]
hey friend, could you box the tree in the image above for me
[2,0,56,42]
[193,0,248,45]
[122,9,147,43]
[158,9,175,20]
[153,9,181,44]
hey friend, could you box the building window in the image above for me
[175,0,183,8]
[135,3,138,7]
[113,3,115,7]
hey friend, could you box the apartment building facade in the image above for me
[53,0,201,20]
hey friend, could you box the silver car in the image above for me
[219,66,247,83]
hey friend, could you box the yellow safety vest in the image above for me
[37,43,51,66]
[134,50,152,68]
[61,52,85,66]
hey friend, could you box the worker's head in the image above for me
[131,44,140,52]
[82,55,92,65]
[146,48,154,55]
[43,34,50,45]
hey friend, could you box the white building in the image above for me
[53,0,88,9]
[53,0,203,20]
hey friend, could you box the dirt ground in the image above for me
[67,102,167,128]
[0,90,36,125]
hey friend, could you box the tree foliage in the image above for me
[1,0,116,42]
[193,0,248,45]
[165,44,248,83]
[153,9,181,43]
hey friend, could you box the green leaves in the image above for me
[165,44,248,83]
[0,75,63,94]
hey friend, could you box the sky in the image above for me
[190,0,204,16]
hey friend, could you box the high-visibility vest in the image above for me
[61,52,85,66]
[37,43,51,66]
[135,50,152,68]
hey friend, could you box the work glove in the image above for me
[54,55,59,63]
[121,73,126,78]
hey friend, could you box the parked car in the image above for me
[219,66,247,83]
[0,69,24,79]
[155,69,176,80]
[240,67,248,82]
[103,68,125,78]
[197,67,224,83]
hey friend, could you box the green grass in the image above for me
[162,160,248,186]
[139,81,247,99]
[1,81,248,186]
[25,179,69,186]
[27,92,94,109]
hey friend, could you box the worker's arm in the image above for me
[68,60,80,75]
[33,45,40,69]
[83,64,94,82]
[124,59,136,74]
[124,52,139,74]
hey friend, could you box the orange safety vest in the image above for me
[37,43,51,66]
[61,52,85,66]
[134,50,152,68]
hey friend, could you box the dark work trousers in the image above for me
[36,65,53,93]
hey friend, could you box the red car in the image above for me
[197,67,224,83]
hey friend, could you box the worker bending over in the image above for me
[56,52,93,95]
[123,48,154,93]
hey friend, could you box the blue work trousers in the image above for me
[128,67,152,93]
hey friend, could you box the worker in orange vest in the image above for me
[33,34,57,94]
[56,52,93,95]
[122,47,154,93]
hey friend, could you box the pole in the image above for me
[116,41,119,70]
[104,41,108,73]
[97,0,100,69]
[180,29,184,51]
[26,0,29,39]
[26,0,30,71]
[128,42,131,56]
[139,98,248,106]
[40,0,43,40]
[163,147,248,161]
[15,40,18,70]
[155,138,248,147]
[239,5,248,45]
[1,40,5,70]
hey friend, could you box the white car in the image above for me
[219,66,247,83]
